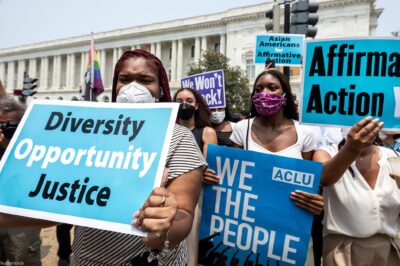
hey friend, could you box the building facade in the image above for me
[0,0,382,101]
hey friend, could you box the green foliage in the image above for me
[187,50,251,114]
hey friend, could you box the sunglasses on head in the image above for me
[0,120,19,140]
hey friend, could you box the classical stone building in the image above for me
[0,0,382,101]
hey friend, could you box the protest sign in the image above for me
[199,145,321,266]
[181,70,225,108]
[300,38,400,129]
[0,100,178,236]
[255,34,304,66]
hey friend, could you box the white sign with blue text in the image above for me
[0,100,178,236]
[180,70,225,109]
[255,34,304,66]
[300,38,400,129]
[199,145,321,266]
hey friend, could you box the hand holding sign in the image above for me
[133,187,178,249]
[290,190,324,215]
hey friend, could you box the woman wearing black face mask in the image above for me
[173,87,218,266]
[174,88,217,158]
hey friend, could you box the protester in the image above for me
[56,224,73,266]
[0,98,42,266]
[209,106,236,147]
[0,49,207,266]
[173,87,217,265]
[230,68,324,264]
[312,117,400,265]
[173,87,217,157]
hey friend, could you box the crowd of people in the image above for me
[0,49,399,266]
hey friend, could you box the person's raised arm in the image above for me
[313,117,383,186]
[202,127,219,184]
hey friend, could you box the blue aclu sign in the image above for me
[199,145,321,266]
[0,100,178,236]
[301,38,400,129]
[181,70,225,108]
[255,34,304,66]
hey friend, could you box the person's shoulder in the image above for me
[292,120,314,134]
[203,126,216,135]
[235,118,251,130]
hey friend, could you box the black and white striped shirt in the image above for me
[72,125,207,265]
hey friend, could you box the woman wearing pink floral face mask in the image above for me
[230,68,324,263]
[230,68,323,212]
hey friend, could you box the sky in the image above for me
[0,0,398,49]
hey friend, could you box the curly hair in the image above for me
[0,98,25,120]
[173,87,211,128]
[111,49,171,103]
[250,69,298,120]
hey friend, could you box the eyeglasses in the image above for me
[0,120,19,140]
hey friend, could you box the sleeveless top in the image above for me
[191,127,204,152]
[72,125,207,265]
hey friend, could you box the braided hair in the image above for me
[111,49,171,103]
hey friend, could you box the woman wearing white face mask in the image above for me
[210,107,236,147]
[0,50,207,266]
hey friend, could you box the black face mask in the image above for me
[178,103,195,120]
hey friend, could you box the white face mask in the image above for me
[116,82,156,103]
[210,111,226,125]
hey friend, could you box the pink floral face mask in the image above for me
[252,92,285,116]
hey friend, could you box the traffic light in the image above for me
[265,4,280,32]
[22,73,38,97]
[290,0,319,38]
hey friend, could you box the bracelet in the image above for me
[145,230,171,266]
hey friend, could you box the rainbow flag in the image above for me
[83,34,104,101]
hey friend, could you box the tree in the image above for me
[187,50,251,114]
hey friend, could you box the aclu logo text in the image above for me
[272,167,314,188]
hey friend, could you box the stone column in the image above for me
[80,52,87,88]
[6,61,15,90]
[66,54,71,88]
[0,62,5,85]
[177,39,183,81]
[113,48,118,70]
[201,36,208,55]
[156,42,162,58]
[52,55,60,89]
[70,53,76,89]
[150,43,156,54]
[40,57,49,90]
[17,60,25,88]
[194,37,201,62]
[220,34,226,55]
[171,40,177,82]
[28,58,37,78]
[100,50,106,83]
[118,47,123,59]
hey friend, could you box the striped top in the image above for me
[72,124,207,265]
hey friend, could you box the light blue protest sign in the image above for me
[255,34,304,66]
[0,100,178,236]
[180,70,225,108]
[300,38,400,129]
[199,145,321,266]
